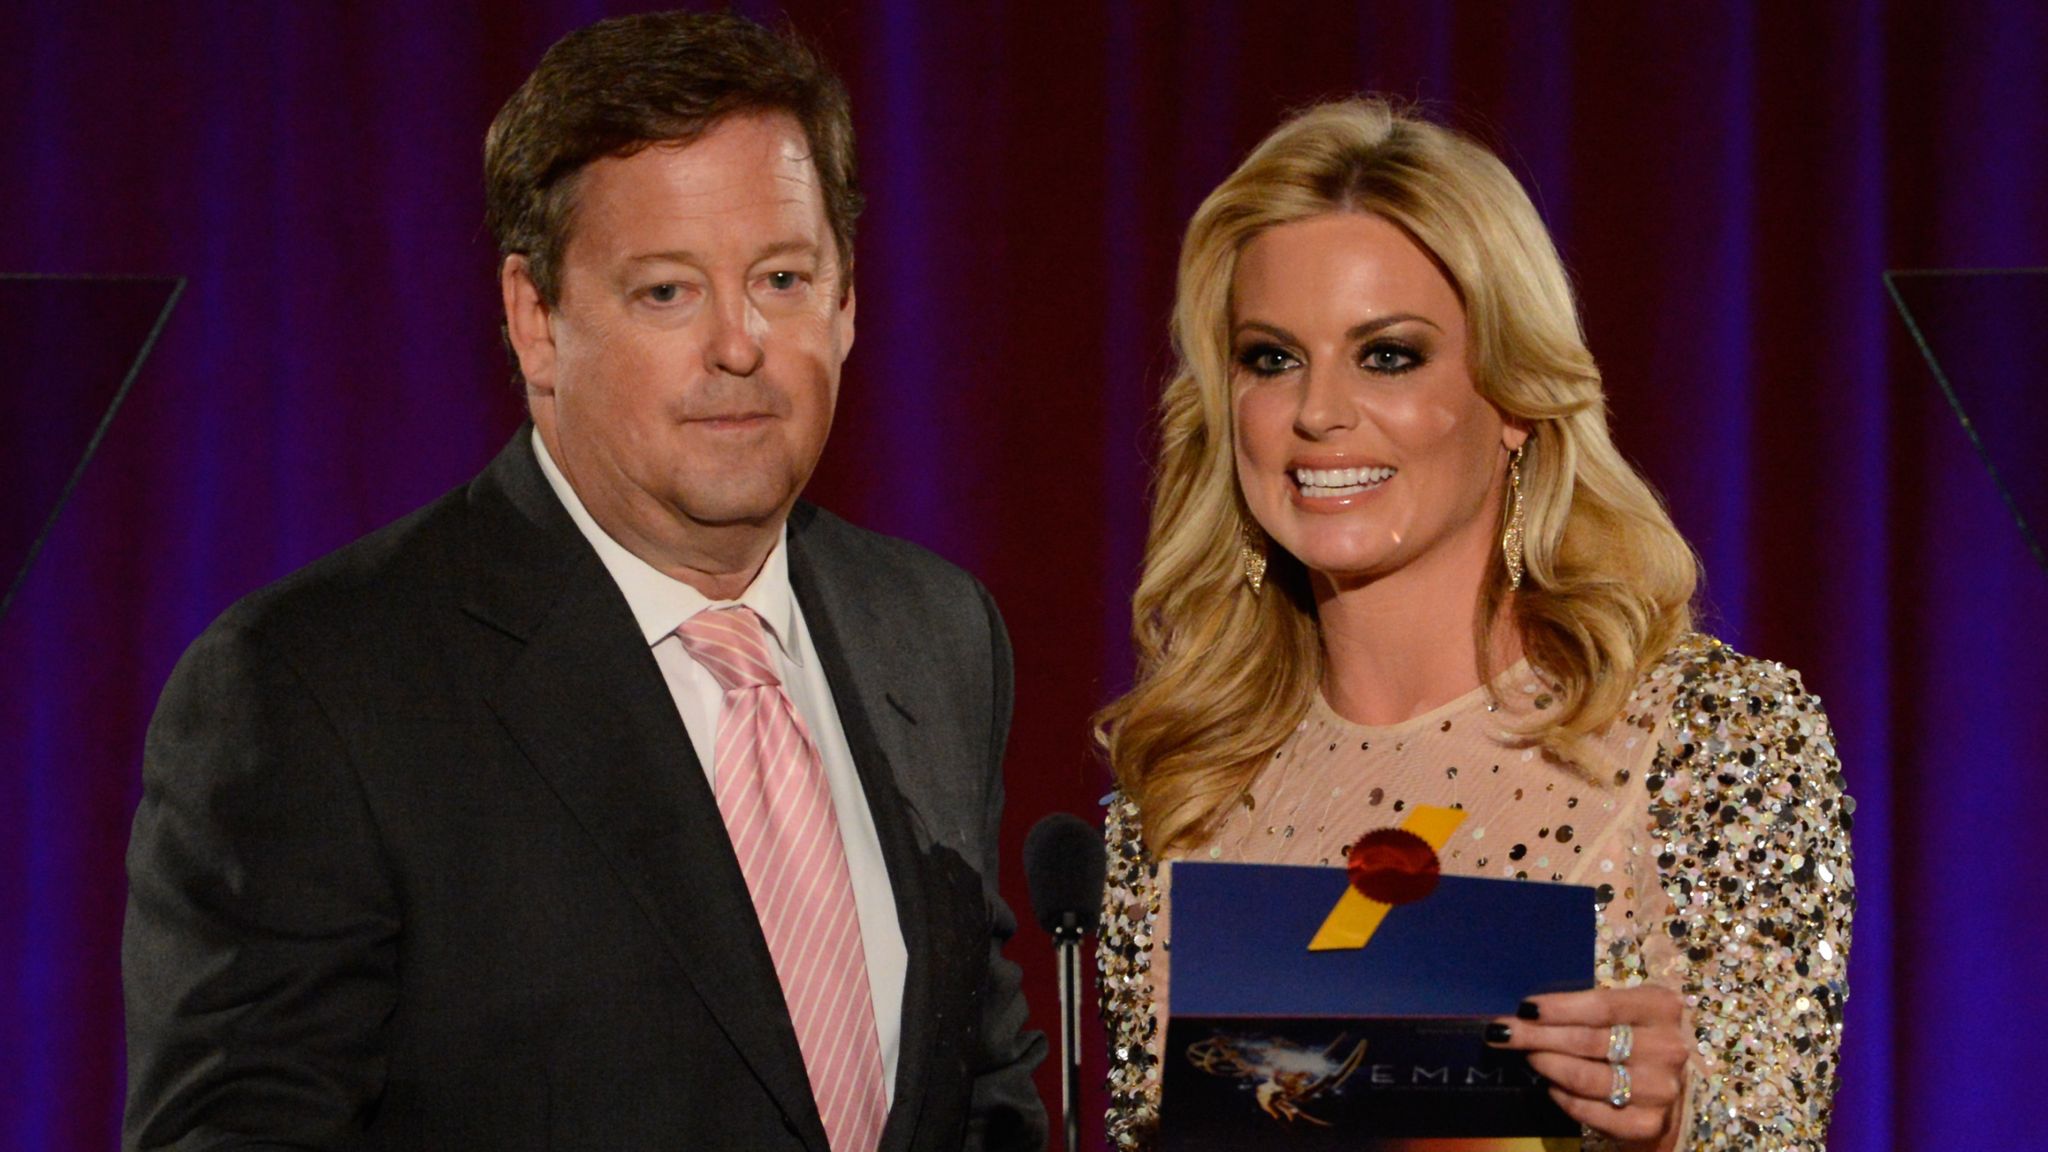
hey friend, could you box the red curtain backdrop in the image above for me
[5,2,2046,1148]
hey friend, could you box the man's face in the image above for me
[508,111,853,573]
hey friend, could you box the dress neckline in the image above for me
[1309,658,1535,738]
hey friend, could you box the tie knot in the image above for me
[675,606,781,692]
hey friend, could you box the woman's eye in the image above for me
[1238,346,1299,376]
[1362,342,1421,373]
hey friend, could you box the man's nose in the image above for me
[704,289,766,377]
[1293,358,1357,439]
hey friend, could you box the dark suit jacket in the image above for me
[122,432,1048,1152]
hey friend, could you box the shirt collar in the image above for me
[531,429,801,661]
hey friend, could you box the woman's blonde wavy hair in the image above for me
[1098,99,1698,858]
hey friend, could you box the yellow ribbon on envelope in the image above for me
[1307,804,1467,952]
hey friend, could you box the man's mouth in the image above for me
[690,411,776,425]
[1292,465,1395,498]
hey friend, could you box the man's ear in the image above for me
[836,273,856,358]
[501,255,556,395]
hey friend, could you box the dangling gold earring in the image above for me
[1240,524,1268,595]
[1502,445,1526,591]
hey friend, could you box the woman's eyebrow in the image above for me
[1232,313,1443,344]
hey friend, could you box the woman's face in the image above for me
[1231,212,1525,590]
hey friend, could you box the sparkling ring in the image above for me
[1608,1062,1633,1109]
[1607,1022,1634,1064]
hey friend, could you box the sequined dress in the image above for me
[1097,635,1853,1150]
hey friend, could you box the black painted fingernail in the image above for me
[1516,1000,1540,1020]
[1484,1022,1512,1044]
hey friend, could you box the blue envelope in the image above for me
[1161,861,1595,1150]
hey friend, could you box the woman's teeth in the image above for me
[1294,466,1395,497]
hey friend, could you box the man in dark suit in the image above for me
[122,12,1047,1151]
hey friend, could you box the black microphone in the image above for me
[1024,812,1106,939]
[1023,812,1106,1152]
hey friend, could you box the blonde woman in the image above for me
[1096,99,1853,1152]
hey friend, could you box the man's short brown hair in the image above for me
[484,10,862,305]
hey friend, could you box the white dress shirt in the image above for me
[533,431,905,1102]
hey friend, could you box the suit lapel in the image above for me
[461,435,831,1152]
[787,506,939,1152]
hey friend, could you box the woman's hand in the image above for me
[1485,985,1688,1151]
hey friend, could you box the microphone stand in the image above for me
[1052,909,1084,1152]
[1024,811,1103,1151]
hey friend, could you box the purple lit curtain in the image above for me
[6,2,2046,1148]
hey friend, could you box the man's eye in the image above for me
[763,271,803,292]
[1362,342,1422,373]
[1237,346,1299,376]
[646,283,681,304]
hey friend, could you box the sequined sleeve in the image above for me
[1098,791,1162,1149]
[1647,639,1855,1150]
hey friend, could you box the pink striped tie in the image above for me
[675,606,887,1152]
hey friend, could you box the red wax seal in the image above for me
[1347,828,1442,905]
